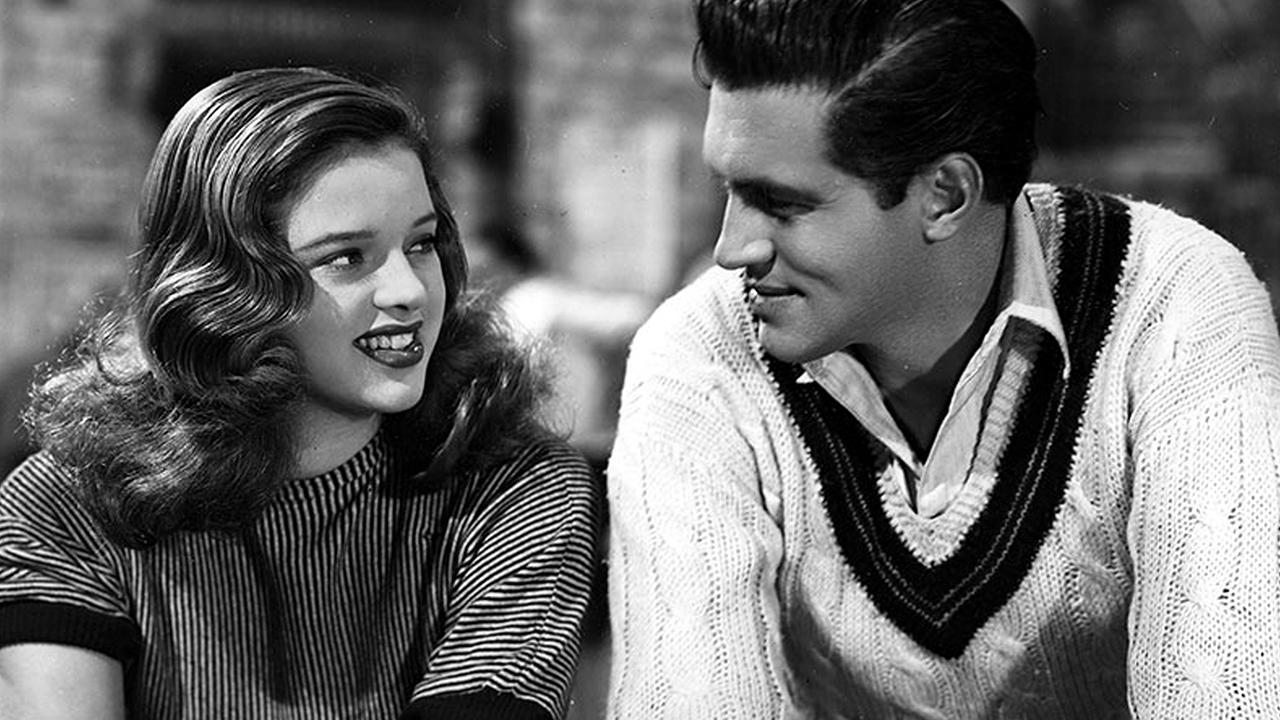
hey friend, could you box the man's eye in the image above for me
[737,184,803,219]
[765,199,807,219]
[747,189,806,219]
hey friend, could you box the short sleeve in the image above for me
[0,452,139,660]
[403,440,603,720]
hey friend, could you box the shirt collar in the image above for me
[998,191,1070,378]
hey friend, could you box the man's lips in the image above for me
[747,279,798,299]
[745,282,799,321]
[750,284,794,297]
[354,322,425,369]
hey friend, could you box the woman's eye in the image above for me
[319,249,362,268]
[408,235,438,255]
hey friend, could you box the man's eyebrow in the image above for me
[718,174,824,204]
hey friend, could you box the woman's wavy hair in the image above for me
[25,67,552,548]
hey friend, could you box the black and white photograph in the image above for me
[0,1,1277,718]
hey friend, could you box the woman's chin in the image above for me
[364,386,425,417]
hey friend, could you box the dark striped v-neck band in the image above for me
[768,186,1133,658]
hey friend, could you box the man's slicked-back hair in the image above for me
[695,0,1041,207]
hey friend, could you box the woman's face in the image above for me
[283,142,446,427]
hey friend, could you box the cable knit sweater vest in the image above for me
[768,187,1127,660]
[606,184,1280,719]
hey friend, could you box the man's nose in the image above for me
[713,196,774,274]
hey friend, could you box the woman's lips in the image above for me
[354,325,425,369]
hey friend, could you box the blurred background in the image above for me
[0,0,1278,716]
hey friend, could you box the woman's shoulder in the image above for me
[0,451,109,549]
[478,437,595,491]
[462,437,601,521]
[2,451,81,512]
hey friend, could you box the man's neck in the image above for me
[854,209,1008,458]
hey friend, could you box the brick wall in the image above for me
[513,0,719,297]
[0,0,510,373]
[1031,0,1280,279]
[0,0,155,374]
[1,0,1276,385]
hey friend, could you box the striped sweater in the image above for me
[606,185,1280,718]
[0,434,602,719]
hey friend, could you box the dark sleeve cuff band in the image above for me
[400,687,553,720]
[0,601,140,662]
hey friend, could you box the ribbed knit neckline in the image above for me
[767,186,1134,658]
[275,433,391,505]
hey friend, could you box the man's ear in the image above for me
[919,153,984,243]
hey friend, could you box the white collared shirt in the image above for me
[799,195,1071,518]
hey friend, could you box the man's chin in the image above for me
[757,323,823,365]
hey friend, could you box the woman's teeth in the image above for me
[357,332,414,351]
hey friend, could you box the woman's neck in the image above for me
[290,405,382,479]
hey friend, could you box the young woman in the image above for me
[0,67,601,719]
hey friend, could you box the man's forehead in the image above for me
[706,84,829,131]
[702,84,839,182]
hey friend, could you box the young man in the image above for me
[606,1,1280,717]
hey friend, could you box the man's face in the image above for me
[702,84,933,364]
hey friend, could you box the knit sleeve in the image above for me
[606,318,795,718]
[1124,224,1280,718]
[404,441,602,720]
[0,453,139,660]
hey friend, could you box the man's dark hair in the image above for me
[695,0,1041,208]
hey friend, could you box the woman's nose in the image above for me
[373,252,430,312]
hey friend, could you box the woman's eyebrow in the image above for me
[293,230,375,254]
[297,211,438,252]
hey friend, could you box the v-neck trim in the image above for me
[767,186,1134,658]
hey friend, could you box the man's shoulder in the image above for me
[1034,183,1259,298]
[619,266,780,427]
[1044,183,1242,262]
[629,265,755,365]
[1109,190,1264,307]
[1045,185,1278,395]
